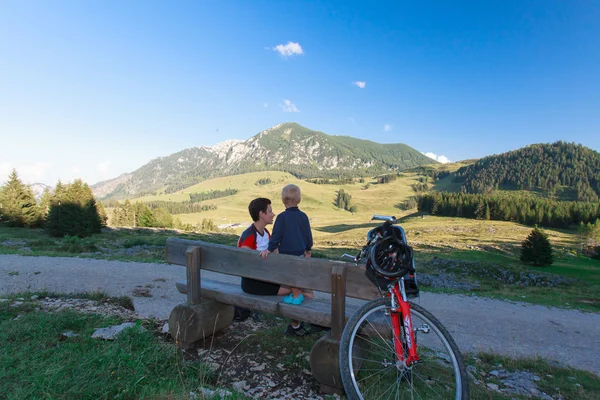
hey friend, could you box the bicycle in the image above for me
[339,215,469,399]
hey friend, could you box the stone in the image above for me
[231,380,247,392]
[92,322,145,340]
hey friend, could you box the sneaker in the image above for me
[282,293,305,305]
[284,322,310,337]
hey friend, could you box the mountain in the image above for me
[29,183,51,201]
[453,141,600,201]
[92,122,436,199]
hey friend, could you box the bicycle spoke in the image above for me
[340,298,467,400]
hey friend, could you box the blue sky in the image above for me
[1,0,598,186]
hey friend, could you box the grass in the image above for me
[465,352,600,399]
[2,213,600,311]
[0,293,252,400]
[2,293,598,400]
[1,170,599,311]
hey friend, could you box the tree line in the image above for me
[145,201,216,214]
[453,141,600,201]
[189,188,238,203]
[417,191,600,229]
[110,200,218,232]
[0,170,107,237]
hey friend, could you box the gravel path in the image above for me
[2,254,599,376]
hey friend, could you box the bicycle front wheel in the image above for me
[340,297,469,399]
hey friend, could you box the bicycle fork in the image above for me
[390,283,420,368]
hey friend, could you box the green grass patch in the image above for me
[1,213,599,312]
[466,352,600,399]
[0,294,240,400]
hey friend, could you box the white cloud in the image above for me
[263,103,269,108]
[353,81,366,89]
[71,165,80,173]
[0,162,51,184]
[97,160,111,173]
[349,117,356,125]
[423,152,451,164]
[280,99,299,112]
[273,41,304,57]
[383,124,392,131]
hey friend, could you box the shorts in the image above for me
[241,277,281,296]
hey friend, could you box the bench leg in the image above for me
[169,300,234,348]
[309,332,344,395]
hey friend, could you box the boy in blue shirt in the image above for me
[260,184,320,336]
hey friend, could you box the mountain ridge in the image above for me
[92,122,437,199]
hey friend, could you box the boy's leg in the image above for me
[277,286,292,296]
[284,319,310,337]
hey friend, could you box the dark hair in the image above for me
[248,198,271,222]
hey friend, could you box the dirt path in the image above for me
[1,254,599,376]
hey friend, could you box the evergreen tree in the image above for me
[39,188,52,222]
[334,189,353,211]
[0,169,40,227]
[46,179,105,237]
[96,200,108,226]
[152,207,173,228]
[520,227,554,267]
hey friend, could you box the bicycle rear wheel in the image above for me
[340,297,469,399]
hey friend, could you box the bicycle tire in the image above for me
[340,297,470,400]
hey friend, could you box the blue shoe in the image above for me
[282,293,304,305]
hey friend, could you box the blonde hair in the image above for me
[282,184,301,206]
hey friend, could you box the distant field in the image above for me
[132,170,422,231]
[120,170,585,250]
[89,169,600,310]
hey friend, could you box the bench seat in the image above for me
[176,279,363,328]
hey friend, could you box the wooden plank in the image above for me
[186,246,202,305]
[167,238,380,300]
[330,265,347,340]
[167,238,333,292]
[175,279,363,326]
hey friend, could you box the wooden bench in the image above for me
[165,237,380,394]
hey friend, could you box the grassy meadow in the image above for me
[2,169,600,311]
[1,292,599,400]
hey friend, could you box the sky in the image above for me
[1,0,598,186]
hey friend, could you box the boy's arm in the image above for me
[306,215,313,252]
[267,214,285,253]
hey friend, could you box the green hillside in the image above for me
[93,122,436,200]
[454,141,600,201]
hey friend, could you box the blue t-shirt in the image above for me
[267,207,313,256]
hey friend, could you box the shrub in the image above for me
[520,227,554,266]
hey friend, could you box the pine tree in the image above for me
[520,227,554,266]
[46,179,105,237]
[39,188,52,222]
[0,169,40,227]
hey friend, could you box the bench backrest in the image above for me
[166,237,380,340]
[166,238,379,300]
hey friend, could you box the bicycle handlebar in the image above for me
[371,215,396,223]
[341,253,357,262]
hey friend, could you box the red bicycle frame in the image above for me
[390,283,420,366]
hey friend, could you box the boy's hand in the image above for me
[259,249,271,259]
[304,250,311,258]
